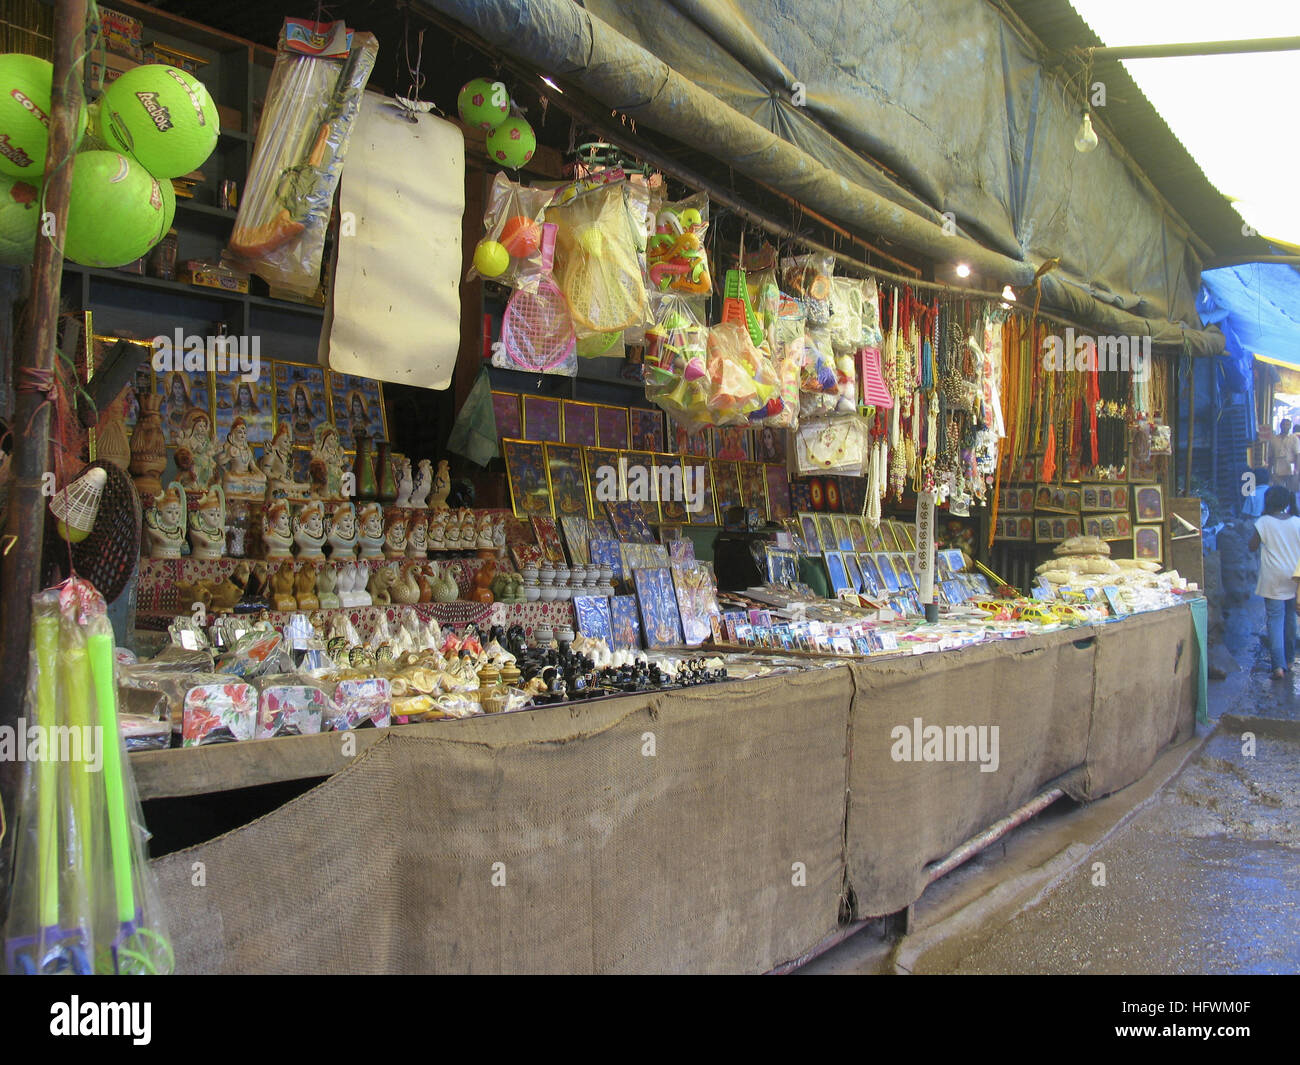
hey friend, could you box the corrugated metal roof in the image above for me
[1001,0,1272,261]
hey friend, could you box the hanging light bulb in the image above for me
[1074,111,1099,153]
[1001,285,1016,302]
[954,263,971,278]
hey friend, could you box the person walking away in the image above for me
[1249,485,1300,679]
[1264,418,1298,496]
[1284,421,1300,498]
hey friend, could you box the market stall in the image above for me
[137,602,1197,974]
[0,1,1209,976]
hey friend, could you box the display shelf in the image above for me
[131,727,390,801]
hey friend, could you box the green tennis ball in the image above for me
[100,64,218,179]
[0,53,86,178]
[486,116,535,169]
[64,151,167,267]
[0,171,40,264]
[473,239,510,278]
[458,77,509,132]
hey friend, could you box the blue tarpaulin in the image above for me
[1199,263,1300,370]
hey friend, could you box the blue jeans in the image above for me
[1264,597,1297,671]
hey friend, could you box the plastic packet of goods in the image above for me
[466,171,552,290]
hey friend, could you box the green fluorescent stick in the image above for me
[87,631,134,923]
[59,634,95,914]
[34,613,59,930]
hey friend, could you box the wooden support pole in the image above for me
[0,0,88,899]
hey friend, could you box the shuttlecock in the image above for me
[49,466,107,543]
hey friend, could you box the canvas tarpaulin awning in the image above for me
[418,0,1224,353]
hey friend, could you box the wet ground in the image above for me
[806,595,1300,975]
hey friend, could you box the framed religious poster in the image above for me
[492,391,522,439]
[328,371,387,446]
[596,404,630,449]
[544,442,589,520]
[502,438,552,519]
[561,400,599,447]
[276,362,330,450]
[521,394,562,443]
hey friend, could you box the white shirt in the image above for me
[1255,513,1300,599]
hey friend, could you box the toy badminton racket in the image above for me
[498,223,576,373]
[3,612,91,975]
[87,627,173,975]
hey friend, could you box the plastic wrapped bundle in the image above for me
[228,19,378,295]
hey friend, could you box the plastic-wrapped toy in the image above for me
[647,192,711,296]
[706,321,780,427]
[645,295,711,430]
[549,181,649,338]
[465,171,551,291]
[781,252,834,326]
[228,20,377,296]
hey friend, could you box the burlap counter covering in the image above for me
[1075,604,1197,800]
[152,666,851,973]
[845,627,1096,917]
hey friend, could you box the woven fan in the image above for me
[495,223,576,374]
[41,460,142,603]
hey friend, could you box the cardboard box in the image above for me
[182,262,249,293]
[88,50,138,88]
[100,7,144,61]
[217,105,242,133]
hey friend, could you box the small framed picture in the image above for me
[531,516,566,564]
[596,405,630,449]
[873,553,900,593]
[522,394,562,443]
[561,400,599,447]
[688,460,718,526]
[859,554,883,596]
[713,426,752,462]
[753,425,786,464]
[610,595,642,650]
[629,407,665,452]
[817,515,838,556]
[848,516,870,553]
[655,452,690,524]
[1135,484,1164,523]
[1134,524,1163,562]
[622,450,660,523]
[765,465,792,521]
[833,515,854,552]
[711,461,743,514]
[492,391,522,439]
[843,552,864,593]
[583,447,622,520]
[544,442,589,519]
[502,438,552,519]
[674,422,711,458]
[739,461,769,518]
[823,550,851,595]
[797,511,823,554]
[573,595,613,643]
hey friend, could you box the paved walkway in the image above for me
[806,596,1300,975]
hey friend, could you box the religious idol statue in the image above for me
[357,502,386,559]
[327,502,358,559]
[293,498,328,559]
[260,424,310,502]
[262,499,294,560]
[310,423,346,500]
[187,484,226,560]
[175,408,217,489]
[144,482,187,559]
[215,417,267,501]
